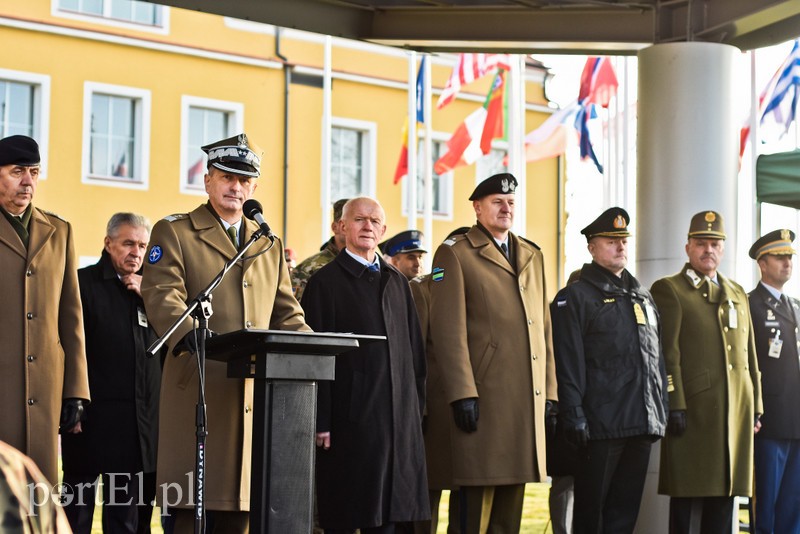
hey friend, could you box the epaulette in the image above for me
[443,234,466,247]
[163,213,188,223]
[519,236,541,250]
[411,274,428,284]
[41,209,67,222]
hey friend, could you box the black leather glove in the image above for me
[545,400,558,438]
[173,329,216,356]
[668,410,687,437]
[59,398,85,433]
[564,418,589,449]
[451,397,479,433]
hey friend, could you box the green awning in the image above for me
[756,150,800,208]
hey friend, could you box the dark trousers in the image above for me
[573,436,651,534]
[413,490,461,534]
[669,496,734,534]
[754,438,800,534]
[162,509,249,534]
[460,484,525,534]
[63,471,156,534]
[325,523,414,534]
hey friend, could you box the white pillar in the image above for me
[634,41,741,533]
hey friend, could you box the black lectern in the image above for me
[205,329,380,534]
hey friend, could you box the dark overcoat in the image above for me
[301,251,430,529]
[62,251,161,475]
[748,283,800,440]
[652,264,763,497]
[0,205,89,484]
[428,226,557,486]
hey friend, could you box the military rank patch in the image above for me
[667,374,675,392]
[148,245,163,264]
[432,267,445,282]
[163,213,188,222]
[557,298,567,308]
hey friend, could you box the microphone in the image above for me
[242,199,275,241]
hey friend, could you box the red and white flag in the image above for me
[437,53,512,109]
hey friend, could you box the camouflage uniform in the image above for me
[291,238,340,302]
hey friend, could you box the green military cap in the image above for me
[688,210,726,240]
[749,229,796,260]
[469,172,517,201]
[201,133,263,178]
[581,207,631,241]
[0,135,40,167]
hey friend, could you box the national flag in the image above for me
[187,156,205,185]
[434,70,505,174]
[394,57,426,184]
[578,57,619,108]
[740,40,800,157]
[522,102,581,162]
[576,104,603,174]
[437,53,512,109]
[112,152,128,177]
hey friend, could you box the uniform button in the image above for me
[527,319,533,325]
[724,327,729,332]
[26,312,33,320]
[703,293,708,298]
[245,321,253,328]
[519,285,524,291]
[243,281,249,288]
[26,355,35,362]
[728,364,733,370]
[535,389,540,395]
[26,269,33,277]
[771,328,777,333]
[744,365,749,370]
[727,345,732,351]
[27,398,35,406]
[532,354,537,360]
[244,405,251,414]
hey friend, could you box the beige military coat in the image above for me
[141,204,309,511]
[652,264,763,497]
[428,226,557,486]
[0,206,89,484]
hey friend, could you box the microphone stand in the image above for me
[148,228,270,534]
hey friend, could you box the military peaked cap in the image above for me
[380,230,427,257]
[201,133,263,178]
[581,207,631,241]
[0,135,40,167]
[749,229,796,259]
[469,173,517,201]
[688,210,726,240]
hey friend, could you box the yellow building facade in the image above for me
[0,0,561,295]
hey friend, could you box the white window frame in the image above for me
[82,81,151,190]
[52,0,170,35]
[475,139,510,185]
[401,131,454,220]
[328,117,377,199]
[179,95,244,196]
[0,69,51,180]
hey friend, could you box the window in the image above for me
[55,0,168,32]
[0,69,51,178]
[180,96,244,194]
[401,136,453,219]
[330,118,376,199]
[476,147,508,183]
[83,82,150,190]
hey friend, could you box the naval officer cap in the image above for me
[0,135,40,167]
[749,229,796,260]
[687,210,726,240]
[469,173,518,201]
[201,133,263,178]
[581,207,631,241]
[380,230,427,257]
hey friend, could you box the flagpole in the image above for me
[749,49,760,243]
[509,54,526,236]
[407,51,418,231]
[423,55,434,263]
[321,36,332,243]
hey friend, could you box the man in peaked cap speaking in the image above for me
[427,173,557,533]
[651,211,762,534]
[142,133,310,533]
[748,229,800,534]
[0,135,89,485]
[381,229,427,280]
[551,207,667,533]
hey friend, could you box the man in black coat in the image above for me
[62,213,161,534]
[301,197,430,534]
[748,229,800,534]
[550,207,668,534]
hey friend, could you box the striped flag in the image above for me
[578,57,619,108]
[437,53,512,109]
[394,57,427,184]
[522,102,581,162]
[435,70,505,174]
[740,40,800,157]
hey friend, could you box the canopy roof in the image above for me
[148,0,800,54]
[757,150,800,209]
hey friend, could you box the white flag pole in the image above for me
[423,55,434,262]
[407,51,418,230]
[320,36,332,243]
